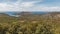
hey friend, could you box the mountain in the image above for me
[16,12,60,21]
[0,12,60,34]
[0,12,60,22]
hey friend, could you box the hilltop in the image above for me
[0,12,60,34]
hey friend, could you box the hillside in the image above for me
[17,12,60,20]
[0,12,60,34]
[17,12,60,34]
[0,13,17,23]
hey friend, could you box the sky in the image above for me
[0,0,60,12]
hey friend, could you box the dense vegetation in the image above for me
[0,12,60,34]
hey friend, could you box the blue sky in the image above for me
[0,0,60,12]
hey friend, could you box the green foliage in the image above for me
[0,13,60,34]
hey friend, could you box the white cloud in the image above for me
[33,6,60,11]
[0,0,60,12]
[21,5,60,12]
[0,0,44,12]
[21,2,34,7]
[0,0,35,12]
[0,2,19,12]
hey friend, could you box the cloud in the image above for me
[0,0,35,11]
[21,2,34,7]
[0,0,60,12]
[28,6,60,12]
[0,3,19,11]
[0,0,20,11]
[21,5,60,12]
[0,0,43,11]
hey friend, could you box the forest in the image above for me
[0,12,60,34]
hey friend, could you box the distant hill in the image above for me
[0,12,60,22]
[16,12,60,21]
[0,13,17,23]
